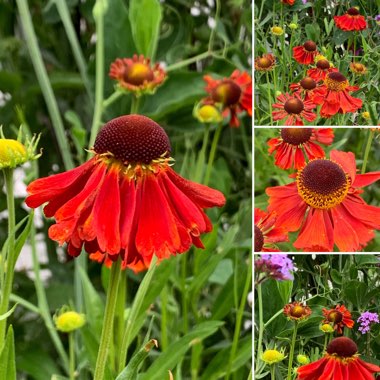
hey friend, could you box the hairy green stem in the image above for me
[208,0,221,52]
[103,90,124,110]
[287,322,298,380]
[255,283,264,372]
[130,96,141,114]
[361,129,375,174]
[160,285,168,351]
[166,51,215,72]
[114,270,127,371]
[16,0,74,170]
[266,72,273,125]
[270,365,275,380]
[204,123,223,186]
[181,254,189,334]
[94,259,121,380]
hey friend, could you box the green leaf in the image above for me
[343,280,368,309]
[14,211,34,263]
[0,326,16,380]
[354,254,380,266]
[276,280,293,305]
[51,375,70,380]
[0,303,18,321]
[129,0,162,60]
[330,269,342,285]
[140,321,224,380]
[116,339,157,380]
[209,259,233,285]
[305,23,321,42]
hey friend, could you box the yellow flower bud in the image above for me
[271,26,284,36]
[55,311,86,332]
[289,23,298,30]
[362,111,370,120]
[194,104,223,123]
[297,354,310,365]
[261,349,285,364]
[320,323,334,333]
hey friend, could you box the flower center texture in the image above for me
[327,337,358,357]
[93,115,171,165]
[325,72,349,91]
[123,62,154,85]
[283,98,304,114]
[258,57,272,68]
[316,59,330,70]
[291,305,305,318]
[327,310,343,323]
[303,40,317,52]
[281,128,312,145]
[212,80,242,106]
[254,225,264,252]
[297,159,350,209]
[347,7,360,16]
[352,63,365,72]
[300,77,317,90]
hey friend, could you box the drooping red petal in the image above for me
[303,141,325,160]
[119,177,136,249]
[330,150,357,182]
[297,357,328,379]
[353,171,380,188]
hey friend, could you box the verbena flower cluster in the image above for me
[255,254,294,281]
[357,311,380,334]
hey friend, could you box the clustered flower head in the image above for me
[255,254,294,282]
[284,301,312,321]
[357,311,379,334]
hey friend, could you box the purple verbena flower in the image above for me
[255,254,294,282]
[302,0,308,4]
[357,311,379,334]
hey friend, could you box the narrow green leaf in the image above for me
[14,211,34,262]
[116,339,157,380]
[276,280,293,305]
[0,326,16,380]
[0,303,18,321]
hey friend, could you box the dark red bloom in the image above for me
[272,93,317,126]
[322,305,354,334]
[307,59,338,82]
[203,70,252,127]
[334,8,367,31]
[297,337,380,380]
[26,115,225,269]
[289,76,325,103]
[281,0,295,5]
[293,41,319,65]
[266,150,380,252]
[267,128,334,170]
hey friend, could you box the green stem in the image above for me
[114,271,127,371]
[103,90,124,110]
[166,51,215,72]
[270,365,275,380]
[16,0,74,170]
[226,253,252,380]
[208,0,221,52]
[130,96,141,114]
[204,123,223,186]
[69,332,75,380]
[118,255,158,372]
[181,254,189,334]
[287,322,298,380]
[266,72,273,125]
[88,0,107,153]
[54,0,93,104]
[366,332,371,356]
[94,259,121,380]
[255,283,264,371]
[194,125,210,183]
[361,129,374,173]
[323,334,328,352]
[239,122,252,168]
[160,285,168,351]
[9,294,40,315]
[0,169,16,346]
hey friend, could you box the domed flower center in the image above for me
[212,80,242,106]
[198,105,221,121]
[325,72,349,91]
[327,310,343,323]
[353,63,365,72]
[303,40,317,52]
[316,59,330,70]
[327,337,358,358]
[300,77,317,90]
[254,225,264,252]
[291,305,306,318]
[258,57,272,68]
[347,7,360,16]
[281,128,312,145]
[283,98,304,114]
[123,62,154,86]
[296,159,350,209]
[94,115,171,164]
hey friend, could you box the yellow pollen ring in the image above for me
[325,353,359,365]
[296,161,350,210]
[324,76,349,92]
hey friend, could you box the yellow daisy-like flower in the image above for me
[54,310,86,332]
[262,349,285,364]
[350,62,367,75]
[320,323,334,333]
[271,26,284,36]
[362,111,370,119]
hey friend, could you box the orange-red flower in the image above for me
[25,115,225,269]
[293,41,319,65]
[334,8,367,31]
[203,70,252,127]
[313,72,363,118]
[297,337,380,380]
[267,128,334,170]
[322,305,354,334]
[109,54,166,95]
[272,93,317,126]
[350,62,368,75]
[284,301,312,321]
[266,150,380,252]
[289,76,325,103]
[281,0,295,4]
[254,208,288,252]
[307,59,338,82]
[254,53,276,72]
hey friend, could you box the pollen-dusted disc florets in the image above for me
[94,115,171,165]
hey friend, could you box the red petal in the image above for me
[119,177,136,249]
[297,358,328,379]
[353,171,380,188]
[330,150,357,182]
[343,194,380,229]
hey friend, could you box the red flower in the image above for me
[272,93,317,126]
[334,8,367,31]
[307,59,338,82]
[281,0,295,5]
[293,41,319,65]
[313,72,363,118]
[267,128,334,170]
[322,305,354,334]
[203,70,252,127]
[109,54,166,95]
[289,76,325,103]
[284,301,312,321]
[25,115,225,269]
[297,337,380,380]
[266,150,380,252]
[254,53,276,72]
[254,208,288,252]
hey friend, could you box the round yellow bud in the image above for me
[55,311,86,332]
[271,26,284,36]
[289,23,298,30]
[362,111,370,120]
[0,139,28,170]
[261,349,285,364]
[196,104,223,123]
[320,323,334,333]
[297,354,310,365]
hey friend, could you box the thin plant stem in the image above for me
[194,124,210,183]
[255,283,264,371]
[130,95,141,114]
[166,51,215,72]
[366,332,371,356]
[323,334,329,352]
[54,0,93,104]
[94,259,122,380]
[16,0,74,170]
[0,169,16,346]
[69,332,75,380]
[88,0,107,153]
[204,123,223,186]
[266,72,273,125]
[270,365,275,380]
[287,322,299,380]
[9,294,40,315]
[226,253,252,380]
[361,129,375,173]
[160,285,168,351]
[181,254,189,334]
[208,0,221,52]
[239,122,252,168]
[114,271,127,371]
[103,90,124,110]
